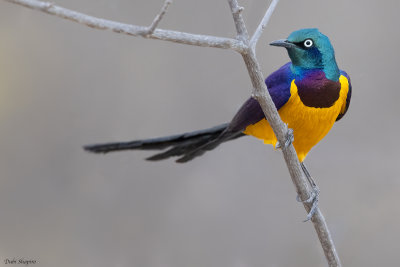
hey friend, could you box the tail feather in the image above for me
[84,123,244,162]
[175,131,244,163]
[146,136,212,161]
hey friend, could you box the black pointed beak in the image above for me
[269,39,297,48]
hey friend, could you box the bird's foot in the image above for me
[275,128,294,150]
[297,184,320,222]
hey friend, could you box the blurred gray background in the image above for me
[0,0,399,266]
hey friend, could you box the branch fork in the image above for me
[146,0,172,36]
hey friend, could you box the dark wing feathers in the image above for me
[228,62,293,132]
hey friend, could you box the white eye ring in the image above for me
[304,39,313,48]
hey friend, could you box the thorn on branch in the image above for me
[146,0,173,36]
[43,2,53,10]
[34,0,54,11]
[233,6,244,15]
[251,91,266,100]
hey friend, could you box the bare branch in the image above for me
[147,0,172,36]
[250,0,280,51]
[4,0,246,52]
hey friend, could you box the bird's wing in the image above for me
[336,70,352,121]
[228,63,293,132]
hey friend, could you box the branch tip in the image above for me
[227,0,249,42]
[250,0,280,50]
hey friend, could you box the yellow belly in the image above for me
[243,75,349,162]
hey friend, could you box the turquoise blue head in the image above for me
[270,28,339,81]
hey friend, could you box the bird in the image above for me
[84,28,352,219]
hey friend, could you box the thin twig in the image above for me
[3,0,246,52]
[4,0,342,265]
[249,0,280,51]
[227,0,249,43]
[147,0,172,36]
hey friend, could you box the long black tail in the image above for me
[84,123,244,163]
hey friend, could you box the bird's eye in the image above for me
[303,39,313,48]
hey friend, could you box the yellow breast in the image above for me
[244,75,349,162]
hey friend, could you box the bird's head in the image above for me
[270,28,339,81]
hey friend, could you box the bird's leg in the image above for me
[274,129,318,221]
[275,128,294,150]
[297,162,320,222]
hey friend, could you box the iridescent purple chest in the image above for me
[295,71,341,108]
